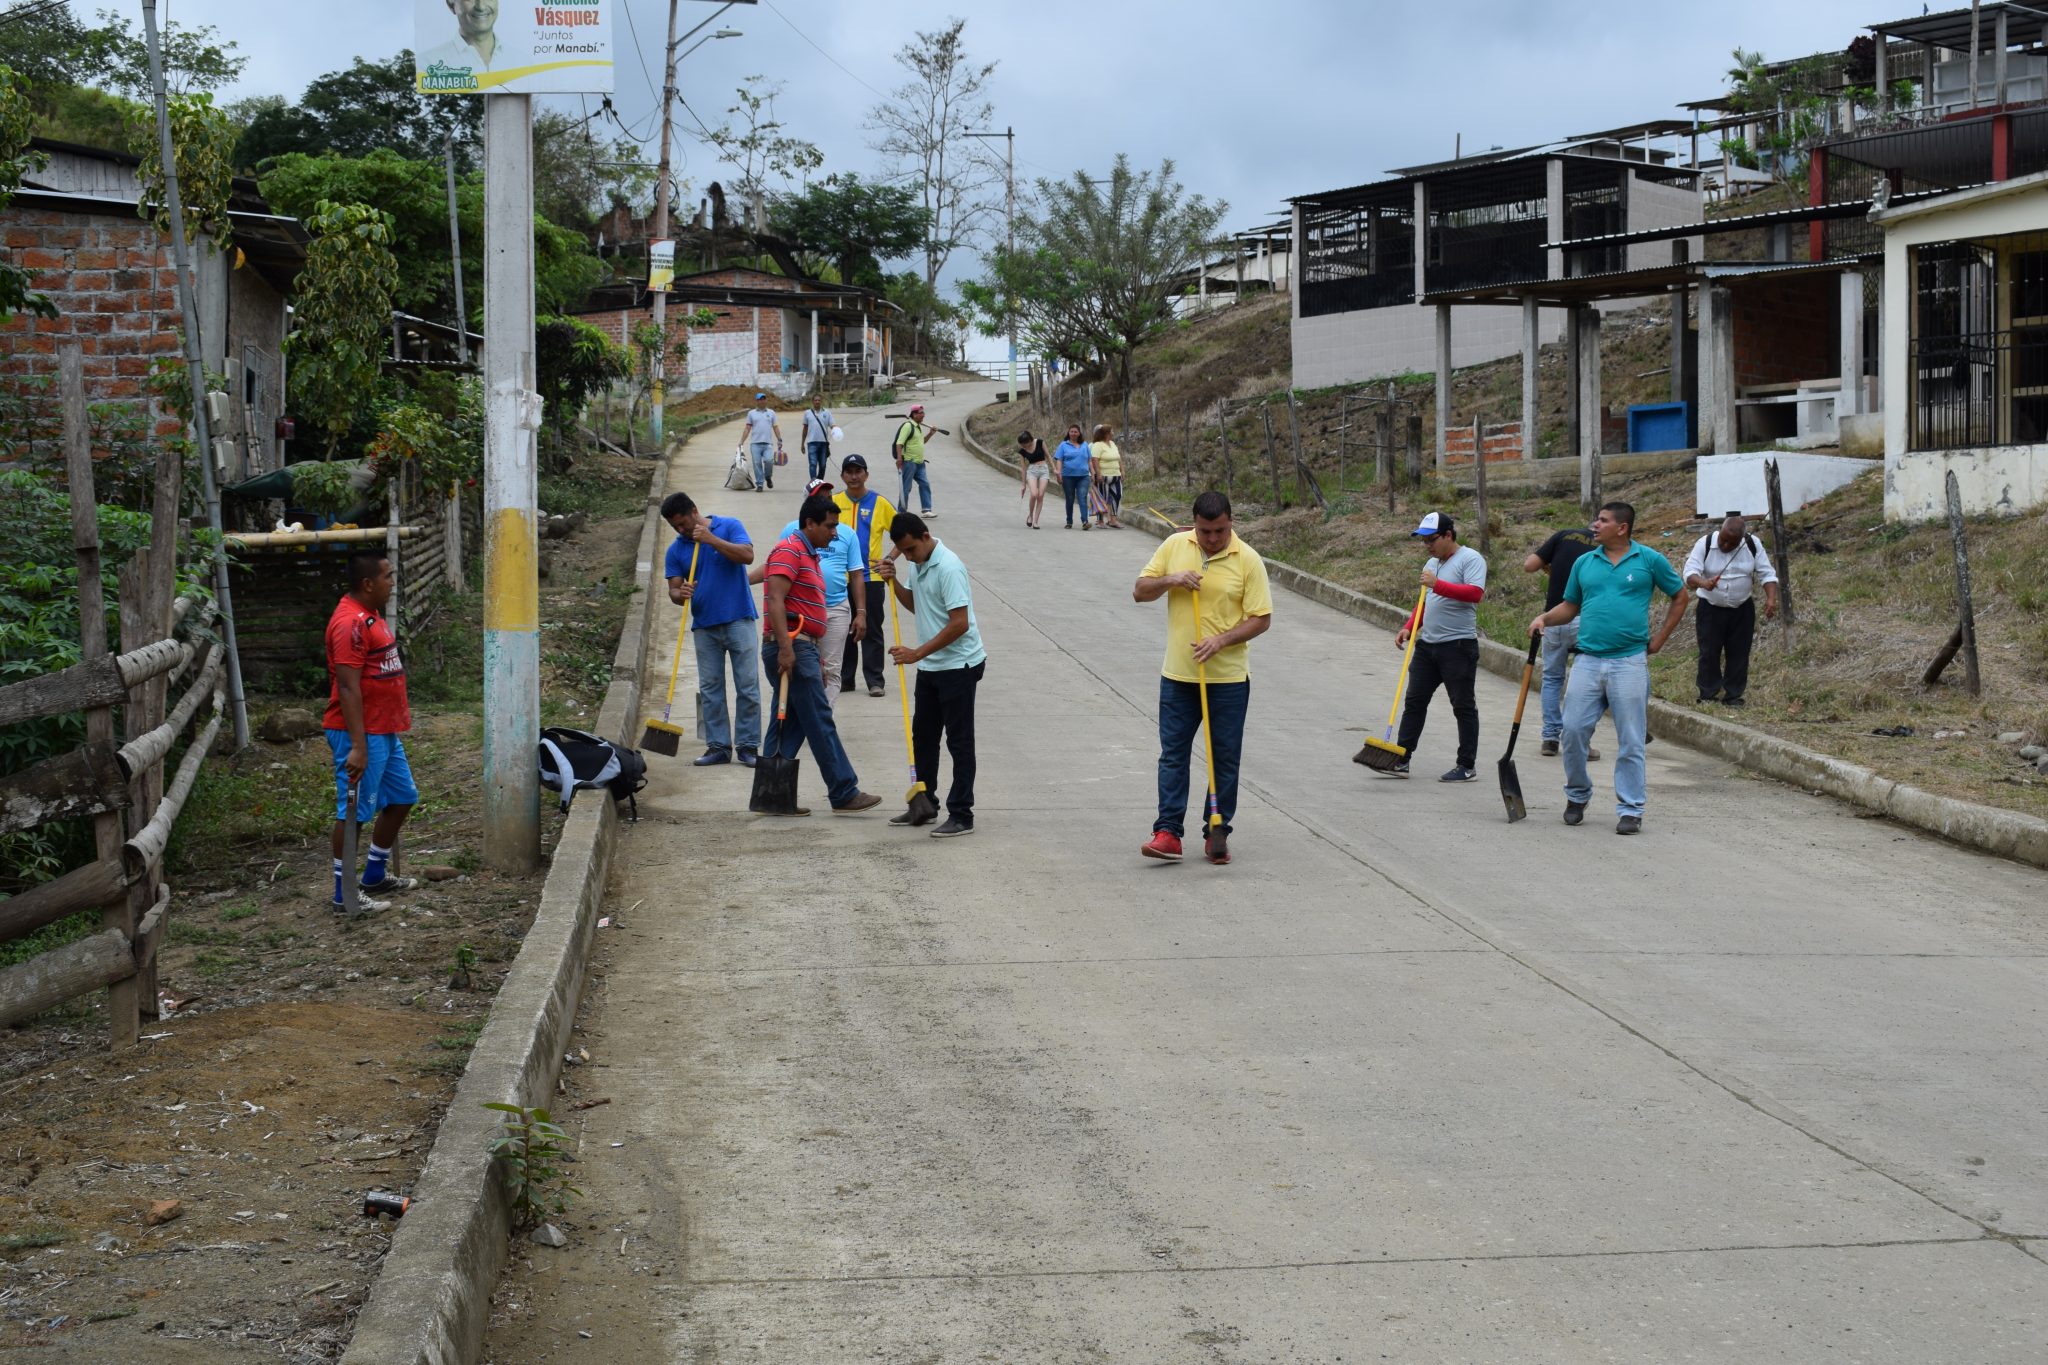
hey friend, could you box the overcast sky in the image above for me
[138,0,1867,350]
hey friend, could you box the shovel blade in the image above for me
[1498,757,1527,823]
[748,754,803,814]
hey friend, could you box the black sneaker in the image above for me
[930,816,973,838]
[1563,800,1586,827]
[1540,739,1559,757]
[1386,760,1410,777]
[736,749,759,769]
[889,806,937,828]
[1439,766,1476,783]
[693,748,732,767]
[1616,815,1642,835]
[1723,697,1745,709]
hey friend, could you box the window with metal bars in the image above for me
[1909,231,2048,450]
[1424,162,1549,294]
[1562,163,1626,277]
[1298,193,1415,317]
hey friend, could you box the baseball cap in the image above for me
[804,478,834,496]
[1410,511,1444,538]
[840,453,868,471]
[909,403,926,414]
[754,391,767,401]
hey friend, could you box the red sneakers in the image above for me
[1204,829,1230,865]
[1140,830,1183,861]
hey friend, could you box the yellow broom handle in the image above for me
[888,575,917,768]
[1193,583,1221,827]
[1383,583,1429,729]
[662,541,701,713]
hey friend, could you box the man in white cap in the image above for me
[743,393,783,492]
[1384,511,1487,782]
[893,402,937,517]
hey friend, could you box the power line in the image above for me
[760,0,889,101]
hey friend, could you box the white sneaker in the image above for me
[332,893,392,915]
[359,874,419,895]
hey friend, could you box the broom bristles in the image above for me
[640,717,686,757]
[1352,735,1407,770]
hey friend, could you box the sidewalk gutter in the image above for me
[340,460,669,1365]
[958,420,2048,872]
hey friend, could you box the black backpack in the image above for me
[537,727,647,819]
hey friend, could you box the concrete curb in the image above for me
[339,461,669,1365]
[960,420,2048,872]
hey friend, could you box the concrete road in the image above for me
[487,382,2047,1363]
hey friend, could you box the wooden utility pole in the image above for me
[1472,415,1491,555]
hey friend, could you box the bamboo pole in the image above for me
[226,526,427,549]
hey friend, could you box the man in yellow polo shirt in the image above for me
[1132,490,1273,865]
[832,453,896,697]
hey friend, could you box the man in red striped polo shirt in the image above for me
[759,493,880,814]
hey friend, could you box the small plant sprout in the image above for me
[483,1102,580,1232]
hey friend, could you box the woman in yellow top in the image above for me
[1089,423,1124,529]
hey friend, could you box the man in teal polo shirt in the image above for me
[878,513,985,838]
[1528,501,1689,835]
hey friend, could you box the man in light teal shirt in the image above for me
[1529,500,1689,835]
[878,513,985,838]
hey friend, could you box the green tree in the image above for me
[127,90,236,250]
[534,315,628,469]
[74,7,245,101]
[287,200,401,460]
[961,156,1226,394]
[0,2,87,114]
[704,75,822,209]
[770,173,929,287]
[234,51,480,172]
[0,61,53,324]
[866,18,998,288]
[533,107,651,232]
[886,270,961,362]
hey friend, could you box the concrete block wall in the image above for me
[1626,177,1705,271]
[1442,420,1525,463]
[0,209,183,437]
[1292,304,1567,389]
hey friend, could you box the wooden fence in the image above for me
[0,345,223,1047]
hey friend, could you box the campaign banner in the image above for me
[416,0,614,95]
[648,240,675,293]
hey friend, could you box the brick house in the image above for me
[572,267,901,400]
[0,139,305,476]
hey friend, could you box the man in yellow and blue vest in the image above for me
[832,453,896,697]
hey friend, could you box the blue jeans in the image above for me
[1155,676,1249,838]
[1539,618,1580,741]
[806,441,830,480]
[760,636,861,807]
[1562,652,1649,817]
[693,619,762,753]
[751,441,775,487]
[1061,473,1091,526]
[899,458,932,512]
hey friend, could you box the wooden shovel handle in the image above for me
[1509,634,1541,726]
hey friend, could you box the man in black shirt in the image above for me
[1524,524,1600,759]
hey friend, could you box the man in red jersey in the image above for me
[324,551,419,911]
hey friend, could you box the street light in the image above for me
[965,127,1016,404]
[678,28,741,62]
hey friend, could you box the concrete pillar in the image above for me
[1670,286,1689,406]
[1579,307,1603,509]
[1520,295,1540,461]
[1412,181,1428,301]
[1564,305,1583,466]
[1545,158,1565,279]
[1434,302,1452,471]
[1839,269,1865,417]
[1996,8,2010,106]
[1700,283,1738,455]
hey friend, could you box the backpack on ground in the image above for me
[725,447,755,491]
[537,727,648,819]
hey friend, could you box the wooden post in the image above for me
[1216,400,1232,492]
[1405,410,1423,486]
[1473,414,1491,556]
[1121,389,1130,447]
[1337,393,1348,494]
[1149,391,1158,475]
[1944,468,1981,696]
[1763,458,1796,652]
[1286,392,1306,503]
[63,345,139,1048]
[1262,405,1282,507]
[1183,404,1193,489]
[1377,404,1395,513]
[1085,382,1094,436]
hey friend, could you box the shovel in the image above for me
[747,666,805,815]
[339,779,360,915]
[1498,634,1541,823]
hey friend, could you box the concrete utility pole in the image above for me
[648,0,681,452]
[140,0,249,752]
[482,93,541,874]
[967,127,1017,403]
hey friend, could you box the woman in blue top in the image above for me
[1054,423,1094,530]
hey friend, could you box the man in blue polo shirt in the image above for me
[1528,500,1689,835]
[662,491,761,767]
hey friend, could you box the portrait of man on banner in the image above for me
[415,0,614,96]
[418,0,502,88]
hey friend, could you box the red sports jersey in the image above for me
[323,597,411,734]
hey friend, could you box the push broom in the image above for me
[888,578,941,824]
[639,542,699,757]
[1353,584,1429,773]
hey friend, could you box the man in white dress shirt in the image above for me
[1681,514,1779,708]
[418,0,502,79]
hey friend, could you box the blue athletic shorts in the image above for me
[326,730,419,822]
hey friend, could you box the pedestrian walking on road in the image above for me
[758,493,881,815]
[743,394,783,492]
[1055,423,1093,529]
[1682,514,1778,707]
[1523,520,1601,759]
[801,394,835,482]
[1016,430,1051,528]
[769,478,865,709]
[662,492,761,767]
[894,403,937,516]
[1388,512,1487,782]
[833,453,895,697]
[880,512,987,838]
[1134,491,1273,865]
[1528,501,1689,835]
[1090,423,1124,528]
[324,551,419,913]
